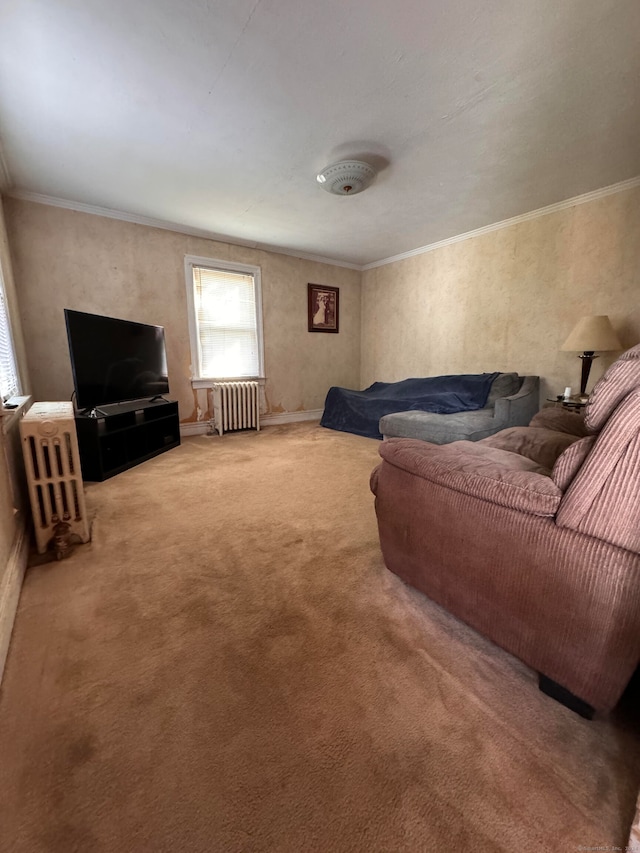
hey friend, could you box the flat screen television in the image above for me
[64,309,170,411]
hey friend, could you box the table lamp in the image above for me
[560,315,622,398]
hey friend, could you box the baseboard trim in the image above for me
[261,410,323,426]
[0,516,30,684]
[180,421,211,437]
[181,410,322,436]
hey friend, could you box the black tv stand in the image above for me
[74,398,180,481]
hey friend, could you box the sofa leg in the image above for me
[538,675,596,719]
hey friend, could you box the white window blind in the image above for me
[0,272,20,401]
[191,264,261,379]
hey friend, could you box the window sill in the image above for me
[192,377,265,390]
[1,395,33,434]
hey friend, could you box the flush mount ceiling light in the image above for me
[316,160,376,195]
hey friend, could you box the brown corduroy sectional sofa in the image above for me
[370,344,640,716]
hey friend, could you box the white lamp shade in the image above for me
[560,315,622,353]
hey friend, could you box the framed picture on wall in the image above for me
[308,284,339,333]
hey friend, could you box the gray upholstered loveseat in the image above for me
[379,373,539,444]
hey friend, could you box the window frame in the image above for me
[0,263,22,405]
[184,255,265,384]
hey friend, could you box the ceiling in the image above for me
[0,0,639,267]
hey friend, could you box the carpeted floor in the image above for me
[0,422,638,852]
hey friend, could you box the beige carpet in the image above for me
[0,422,638,852]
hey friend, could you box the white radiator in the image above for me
[212,381,260,436]
[20,402,90,554]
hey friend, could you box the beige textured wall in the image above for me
[4,199,361,422]
[6,186,639,428]
[361,186,640,401]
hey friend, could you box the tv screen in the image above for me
[64,309,169,410]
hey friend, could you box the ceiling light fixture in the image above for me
[316,160,376,196]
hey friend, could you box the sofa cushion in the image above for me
[486,372,521,405]
[380,409,498,443]
[480,426,581,470]
[585,343,640,432]
[529,407,589,436]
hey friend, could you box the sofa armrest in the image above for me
[479,426,581,470]
[529,406,589,436]
[376,438,561,516]
[493,376,540,428]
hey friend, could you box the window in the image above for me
[0,268,20,402]
[184,256,264,381]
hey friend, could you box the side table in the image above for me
[546,397,587,412]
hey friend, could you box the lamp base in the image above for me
[578,351,597,397]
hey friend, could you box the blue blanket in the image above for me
[320,373,500,439]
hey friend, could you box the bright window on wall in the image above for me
[184,256,264,381]
[0,268,20,402]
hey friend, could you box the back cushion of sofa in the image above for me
[486,373,520,406]
[585,343,640,432]
[551,436,597,491]
[557,390,640,550]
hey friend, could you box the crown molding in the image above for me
[7,175,640,273]
[5,189,361,271]
[362,175,640,271]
